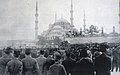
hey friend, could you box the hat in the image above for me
[54,52,61,61]
[99,44,107,52]
[80,50,88,58]
[25,48,31,55]
[40,50,44,55]
[14,50,20,57]
[4,47,13,54]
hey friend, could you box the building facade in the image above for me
[41,18,77,40]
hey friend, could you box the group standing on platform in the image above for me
[0,43,120,75]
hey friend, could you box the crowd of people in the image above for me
[0,43,119,75]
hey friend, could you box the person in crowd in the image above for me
[93,51,102,62]
[54,51,63,64]
[74,50,94,75]
[94,44,111,75]
[36,50,46,75]
[43,52,55,75]
[31,50,38,58]
[115,46,120,72]
[62,51,75,75]
[111,46,119,72]
[21,48,39,75]
[5,50,23,75]
[87,50,93,59]
[0,47,14,75]
[49,53,67,75]
[19,52,25,61]
[0,50,3,57]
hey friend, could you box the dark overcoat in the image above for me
[62,57,75,75]
[43,56,55,75]
[73,57,94,75]
[94,53,111,75]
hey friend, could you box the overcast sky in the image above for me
[0,0,119,40]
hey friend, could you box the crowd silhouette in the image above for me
[0,42,120,75]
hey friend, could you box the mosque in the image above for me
[41,18,78,40]
[35,0,120,44]
[35,0,78,41]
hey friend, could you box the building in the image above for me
[37,0,120,45]
[40,0,77,40]
[41,18,78,40]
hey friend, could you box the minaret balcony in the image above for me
[35,14,38,17]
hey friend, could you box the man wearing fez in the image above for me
[0,47,14,75]
[94,44,111,75]
[21,48,39,75]
[5,50,23,75]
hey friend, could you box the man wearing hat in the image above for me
[62,51,75,75]
[0,47,14,75]
[74,50,94,75]
[36,50,46,75]
[21,48,39,75]
[94,44,111,75]
[5,50,23,75]
[49,52,67,75]
[43,51,55,75]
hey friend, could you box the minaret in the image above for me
[101,27,104,35]
[55,13,57,22]
[80,28,82,35]
[83,10,86,32]
[113,26,115,33]
[70,0,74,27]
[35,0,38,40]
[119,0,120,33]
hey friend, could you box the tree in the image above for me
[86,25,99,36]
[66,31,79,37]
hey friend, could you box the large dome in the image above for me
[55,18,70,23]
